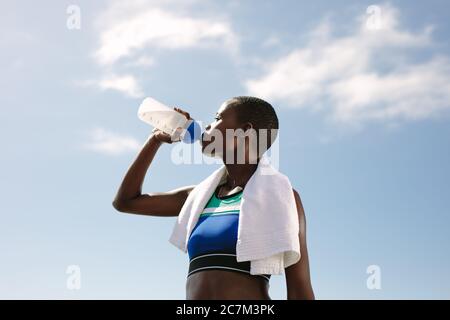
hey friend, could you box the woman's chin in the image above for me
[201,148,223,159]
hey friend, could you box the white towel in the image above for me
[168,155,301,275]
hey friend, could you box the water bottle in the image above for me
[138,97,201,143]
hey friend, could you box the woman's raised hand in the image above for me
[151,107,192,144]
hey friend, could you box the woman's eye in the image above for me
[214,117,220,121]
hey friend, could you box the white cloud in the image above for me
[77,74,144,98]
[97,74,144,98]
[262,35,281,48]
[83,127,141,155]
[329,56,450,123]
[85,0,239,98]
[94,2,239,66]
[126,56,155,67]
[244,4,450,128]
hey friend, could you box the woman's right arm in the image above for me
[112,108,195,217]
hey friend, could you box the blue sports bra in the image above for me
[186,186,271,281]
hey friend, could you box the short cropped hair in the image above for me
[228,96,279,150]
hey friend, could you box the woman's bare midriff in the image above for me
[186,269,271,300]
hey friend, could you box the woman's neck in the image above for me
[223,162,258,189]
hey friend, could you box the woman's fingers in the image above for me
[150,107,192,144]
[173,107,191,120]
[151,128,175,144]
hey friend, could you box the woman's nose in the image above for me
[205,123,211,131]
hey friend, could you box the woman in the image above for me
[112,96,315,300]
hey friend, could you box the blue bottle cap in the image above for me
[182,120,202,143]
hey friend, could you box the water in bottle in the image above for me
[138,97,201,143]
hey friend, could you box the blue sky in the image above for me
[1,0,449,299]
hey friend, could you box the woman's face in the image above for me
[201,99,243,160]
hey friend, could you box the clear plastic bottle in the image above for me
[137,97,201,143]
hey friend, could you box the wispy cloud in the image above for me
[245,4,450,129]
[262,35,281,48]
[94,1,239,66]
[83,127,141,155]
[85,0,239,98]
[125,56,155,68]
[77,74,144,98]
[97,74,144,98]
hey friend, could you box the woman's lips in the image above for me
[202,132,211,142]
[201,132,207,148]
[201,132,216,149]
